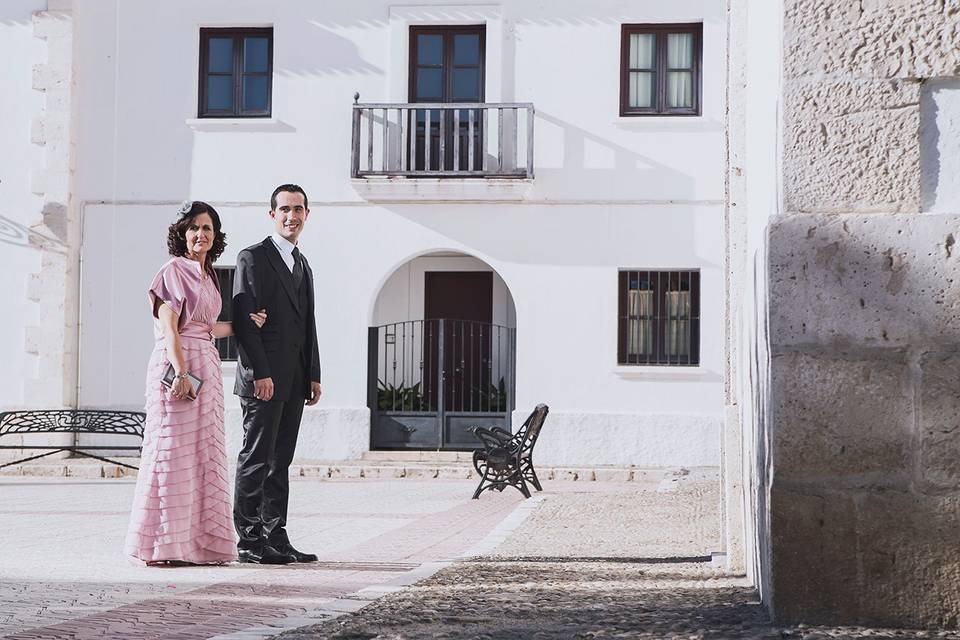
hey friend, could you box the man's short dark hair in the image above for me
[270,184,309,210]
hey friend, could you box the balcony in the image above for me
[350,97,534,181]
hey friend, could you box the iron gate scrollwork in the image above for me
[368,319,516,450]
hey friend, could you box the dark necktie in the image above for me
[291,247,304,289]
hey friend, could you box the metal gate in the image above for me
[368,319,516,450]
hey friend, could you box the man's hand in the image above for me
[254,377,274,402]
[306,382,322,406]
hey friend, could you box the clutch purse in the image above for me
[160,363,204,400]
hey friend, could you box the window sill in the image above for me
[612,115,718,126]
[612,365,709,379]
[351,177,534,202]
[185,118,295,132]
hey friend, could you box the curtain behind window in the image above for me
[627,288,654,356]
[666,33,693,108]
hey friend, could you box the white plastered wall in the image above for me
[70,0,727,468]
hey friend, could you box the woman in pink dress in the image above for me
[125,201,265,566]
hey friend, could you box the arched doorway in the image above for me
[368,251,517,451]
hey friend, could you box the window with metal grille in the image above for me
[214,266,237,361]
[617,270,700,365]
[620,23,702,116]
[198,28,273,118]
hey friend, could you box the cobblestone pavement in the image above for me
[279,560,960,639]
[279,473,959,640]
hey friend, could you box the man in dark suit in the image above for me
[231,183,322,564]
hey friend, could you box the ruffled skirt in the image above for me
[124,339,237,564]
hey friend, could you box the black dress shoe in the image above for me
[274,543,318,563]
[237,545,296,565]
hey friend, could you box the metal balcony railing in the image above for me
[351,95,534,179]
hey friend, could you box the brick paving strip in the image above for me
[0,478,524,640]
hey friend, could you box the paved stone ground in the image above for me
[3,470,952,639]
[280,472,960,639]
[0,477,522,639]
[284,560,960,639]
[489,469,720,559]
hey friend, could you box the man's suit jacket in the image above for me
[232,237,321,400]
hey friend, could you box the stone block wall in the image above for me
[768,0,960,628]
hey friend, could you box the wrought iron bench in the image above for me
[471,404,549,499]
[0,409,146,470]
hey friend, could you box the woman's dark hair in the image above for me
[166,201,227,280]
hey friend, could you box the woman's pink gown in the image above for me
[125,256,237,564]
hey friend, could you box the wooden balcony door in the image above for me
[409,25,485,171]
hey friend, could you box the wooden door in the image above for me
[425,272,493,414]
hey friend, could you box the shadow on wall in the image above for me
[250,2,388,78]
[270,1,725,77]
[376,109,716,269]
[282,3,724,29]
[0,0,48,27]
[280,22,384,77]
[534,108,699,200]
[0,214,68,253]
[767,213,960,624]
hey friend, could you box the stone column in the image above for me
[723,0,749,576]
[769,0,960,627]
[25,0,78,411]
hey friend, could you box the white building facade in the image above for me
[2,0,729,472]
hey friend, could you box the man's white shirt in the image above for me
[270,232,297,273]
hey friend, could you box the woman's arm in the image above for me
[212,321,233,339]
[157,303,194,399]
[211,310,267,339]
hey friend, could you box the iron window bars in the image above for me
[618,269,701,365]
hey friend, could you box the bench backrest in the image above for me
[517,404,548,458]
[0,410,146,438]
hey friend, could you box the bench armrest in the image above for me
[472,426,504,449]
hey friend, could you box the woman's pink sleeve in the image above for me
[148,261,187,324]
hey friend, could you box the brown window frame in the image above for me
[408,25,486,103]
[619,23,702,117]
[617,269,701,366]
[198,27,273,118]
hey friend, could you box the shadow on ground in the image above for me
[280,559,959,639]
[280,479,960,640]
[281,560,764,639]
